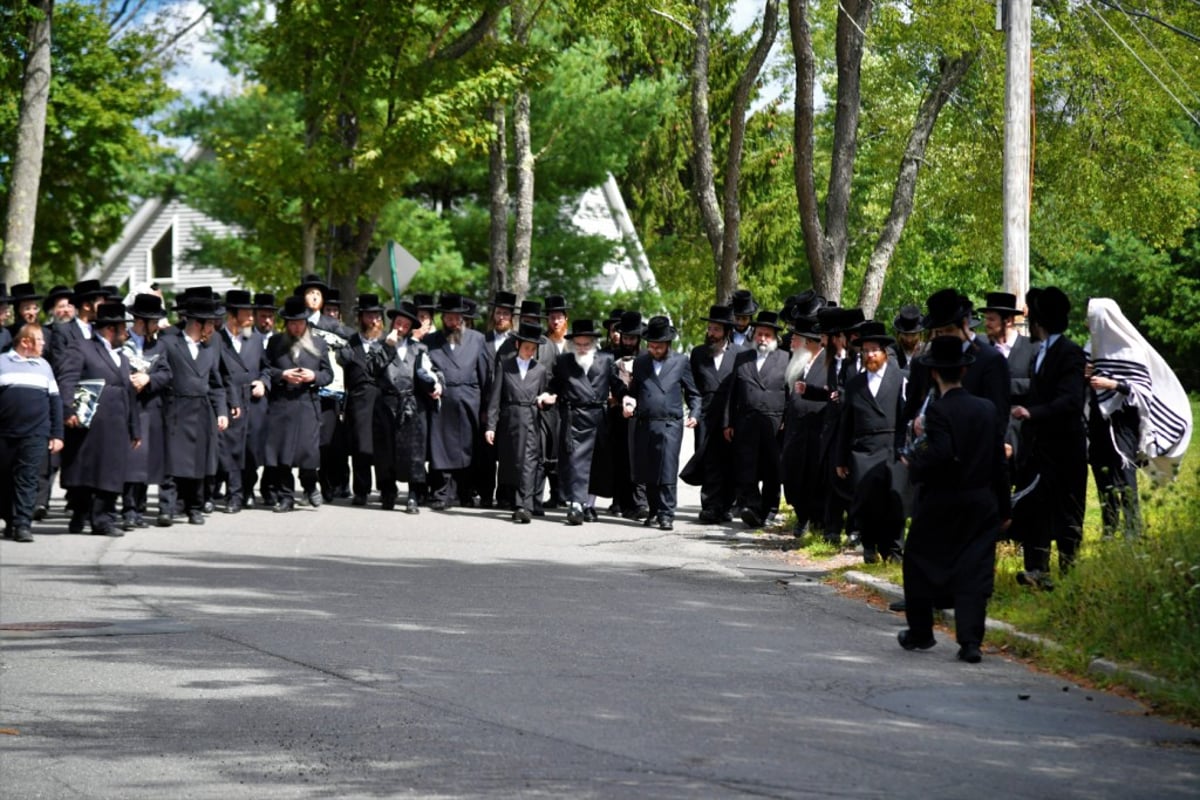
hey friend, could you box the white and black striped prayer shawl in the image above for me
[1087,298,1192,485]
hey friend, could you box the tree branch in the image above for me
[434,0,512,60]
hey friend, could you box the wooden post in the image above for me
[1002,0,1032,308]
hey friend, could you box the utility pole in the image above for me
[1002,0,1032,307]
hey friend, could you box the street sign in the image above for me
[367,240,421,302]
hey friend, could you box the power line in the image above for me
[1085,1,1200,128]
[1107,0,1200,106]
[1093,0,1200,45]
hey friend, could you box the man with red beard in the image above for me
[835,321,907,563]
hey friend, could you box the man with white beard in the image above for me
[780,315,829,536]
[551,320,618,525]
[723,310,791,528]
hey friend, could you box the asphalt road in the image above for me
[2,477,1198,799]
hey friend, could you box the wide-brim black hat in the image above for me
[183,297,224,321]
[783,289,824,323]
[253,293,278,311]
[324,289,343,306]
[918,335,975,369]
[355,293,385,314]
[921,288,969,330]
[71,279,106,305]
[463,298,480,320]
[518,300,547,320]
[602,308,625,330]
[437,292,469,314]
[616,311,644,337]
[42,285,73,312]
[788,316,821,340]
[752,310,784,332]
[512,322,544,344]
[893,304,923,333]
[387,302,420,325]
[279,295,310,321]
[172,285,214,312]
[10,283,42,303]
[296,273,329,294]
[979,291,1021,316]
[855,320,895,347]
[701,304,735,326]
[543,295,570,314]
[412,293,436,311]
[224,289,255,310]
[565,319,601,339]
[730,289,758,317]
[93,302,129,327]
[128,293,167,320]
[642,315,676,343]
[490,290,518,310]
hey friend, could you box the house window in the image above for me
[151,224,174,280]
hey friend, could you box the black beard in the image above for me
[705,333,727,348]
[445,329,463,345]
[618,343,639,358]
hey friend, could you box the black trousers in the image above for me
[905,593,989,647]
[351,453,375,499]
[1,435,44,529]
[646,481,678,521]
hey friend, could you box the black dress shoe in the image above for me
[658,518,674,531]
[957,643,983,664]
[352,495,368,507]
[32,505,48,521]
[202,500,215,514]
[642,514,657,527]
[512,509,531,524]
[888,599,907,613]
[93,525,123,538]
[583,507,598,522]
[698,508,719,524]
[405,498,419,514]
[188,510,205,525]
[156,513,174,528]
[68,512,86,534]
[566,505,584,526]
[274,500,295,513]
[14,526,34,543]
[429,499,447,511]
[121,516,137,532]
[305,491,324,508]
[740,508,763,528]
[380,497,396,511]
[897,630,937,651]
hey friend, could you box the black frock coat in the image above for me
[680,342,743,486]
[903,388,1010,601]
[836,364,908,522]
[628,351,700,486]
[264,334,333,469]
[217,327,267,472]
[487,354,551,495]
[152,334,230,480]
[337,334,385,456]
[424,328,489,471]
[57,337,139,494]
[369,337,439,483]
[551,350,617,502]
[722,348,790,481]
[122,336,170,485]
[780,350,830,514]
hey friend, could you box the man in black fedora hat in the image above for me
[728,289,758,348]
[601,308,624,354]
[120,294,170,529]
[835,321,908,563]
[485,322,557,523]
[723,310,791,529]
[550,319,619,524]
[324,288,345,322]
[263,295,334,512]
[473,290,520,508]
[6,283,46,345]
[621,316,700,530]
[151,296,230,526]
[891,304,924,372]
[897,336,1010,663]
[47,280,107,371]
[685,304,744,523]
[56,302,140,536]
[411,293,437,341]
[980,290,1035,460]
[43,285,75,326]
[215,290,268,514]
[424,292,490,510]
[337,293,388,506]
[609,310,649,519]
[1010,286,1087,589]
[254,293,278,342]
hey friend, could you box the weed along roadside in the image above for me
[774,398,1200,724]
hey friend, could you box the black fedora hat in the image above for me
[814,307,862,335]
[412,293,436,311]
[279,295,310,321]
[543,295,570,314]
[42,285,73,312]
[855,320,895,347]
[253,292,278,310]
[788,316,821,340]
[918,335,975,369]
[1029,286,1070,334]
[565,319,601,339]
[730,289,758,317]
[921,288,969,330]
[387,301,420,325]
[173,285,213,312]
[602,308,625,330]
[183,296,224,321]
[642,315,676,343]
[616,310,644,337]
[518,299,547,320]
[979,291,1021,316]
[93,302,129,327]
[224,289,255,310]
[296,273,329,293]
[128,294,167,320]
[751,310,784,332]
[782,289,824,323]
[463,297,479,320]
[893,304,923,333]
[324,288,343,307]
[701,305,735,326]
[490,290,518,310]
[102,285,121,299]
[437,292,469,314]
[10,283,42,303]
[71,279,106,305]
[354,293,385,313]
[511,321,544,344]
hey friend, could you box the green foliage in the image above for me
[0,1,176,285]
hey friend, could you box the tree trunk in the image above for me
[857,53,975,318]
[789,0,832,299]
[690,0,725,295]
[488,98,509,298]
[301,216,319,279]
[509,1,533,301]
[718,0,779,304]
[2,0,53,286]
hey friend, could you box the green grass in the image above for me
[790,398,1200,721]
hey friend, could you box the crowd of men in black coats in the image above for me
[2,275,1103,661]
